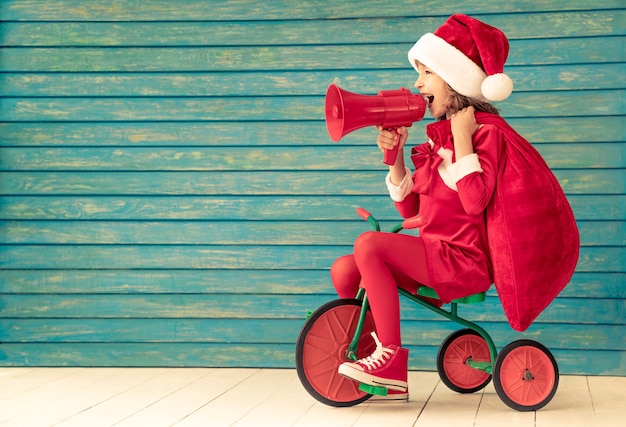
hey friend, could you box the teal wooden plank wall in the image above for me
[0,1,624,375]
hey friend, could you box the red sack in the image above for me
[476,113,580,331]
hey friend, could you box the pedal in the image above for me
[359,383,388,396]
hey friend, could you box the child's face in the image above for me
[414,62,453,119]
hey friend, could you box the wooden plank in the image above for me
[535,376,597,427]
[1,0,622,21]
[2,117,623,146]
[0,294,621,325]
[1,90,623,122]
[0,90,626,123]
[0,244,621,271]
[415,381,483,427]
[0,269,622,299]
[0,170,622,195]
[550,349,625,376]
[48,369,224,427]
[0,343,621,375]
[2,11,624,47]
[0,367,81,400]
[2,63,625,97]
[1,37,622,72]
[587,376,626,418]
[0,196,399,220]
[0,220,385,245]
[1,368,215,427]
[0,367,130,423]
[1,143,623,171]
[175,370,331,426]
[0,244,350,269]
[0,318,622,352]
[569,195,626,221]
[400,321,626,351]
[0,342,301,367]
[114,369,261,427]
[221,370,321,427]
[0,195,623,221]
[0,318,311,343]
[576,247,626,272]
[564,272,626,298]
[0,220,621,246]
[0,269,336,295]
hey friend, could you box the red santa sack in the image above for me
[476,112,580,331]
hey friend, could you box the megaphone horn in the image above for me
[325,84,426,165]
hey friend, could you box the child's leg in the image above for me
[353,231,429,347]
[338,232,428,392]
[330,253,423,299]
[330,255,361,298]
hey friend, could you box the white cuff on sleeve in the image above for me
[450,153,483,183]
[386,167,413,202]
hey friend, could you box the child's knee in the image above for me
[354,231,381,260]
[330,255,360,298]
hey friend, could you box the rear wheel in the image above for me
[295,299,376,407]
[493,340,559,411]
[437,329,492,393]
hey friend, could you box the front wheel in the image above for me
[493,340,559,411]
[295,298,377,407]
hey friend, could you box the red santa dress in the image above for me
[391,113,579,331]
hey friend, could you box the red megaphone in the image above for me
[325,84,426,165]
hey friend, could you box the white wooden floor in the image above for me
[0,368,623,427]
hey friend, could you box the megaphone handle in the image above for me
[383,129,401,165]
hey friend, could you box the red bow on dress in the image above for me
[410,119,456,195]
[410,143,443,195]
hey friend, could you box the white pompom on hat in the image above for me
[408,14,513,102]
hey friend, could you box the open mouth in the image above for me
[425,95,434,107]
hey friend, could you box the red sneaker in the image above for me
[338,332,408,392]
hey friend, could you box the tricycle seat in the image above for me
[417,286,485,304]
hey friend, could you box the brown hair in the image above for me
[438,84,500,120]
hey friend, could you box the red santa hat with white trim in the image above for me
[408,14,513,102]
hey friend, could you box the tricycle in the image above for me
[295,208,559,411]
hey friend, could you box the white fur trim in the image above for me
[386,149,483,200]
[386,167,413,202]
[450,153,483,182]
[435,147,458,191]
[408,33,487,100]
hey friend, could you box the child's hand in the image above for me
[375,125,408,154]
[450,107,478,159]
[450,107,478,141]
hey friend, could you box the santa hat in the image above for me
[408,14,513,102]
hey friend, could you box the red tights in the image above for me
[330,231,430,347]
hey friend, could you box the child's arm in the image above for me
[454,125,501,215]
[376,125,408,185]
[376,126,421,218]
[448,106,499,215]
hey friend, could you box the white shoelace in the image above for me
[355,332,395,370]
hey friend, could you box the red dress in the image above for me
[394,119,500,303]
[393,114,579,330]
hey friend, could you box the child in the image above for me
[333,14,578,397]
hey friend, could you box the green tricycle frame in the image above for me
[295,208,559,412]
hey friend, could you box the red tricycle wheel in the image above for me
[437,329,492,393]
[493,340,559,411]
[295,298,377,407]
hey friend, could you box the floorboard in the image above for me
[0,368,622,426]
